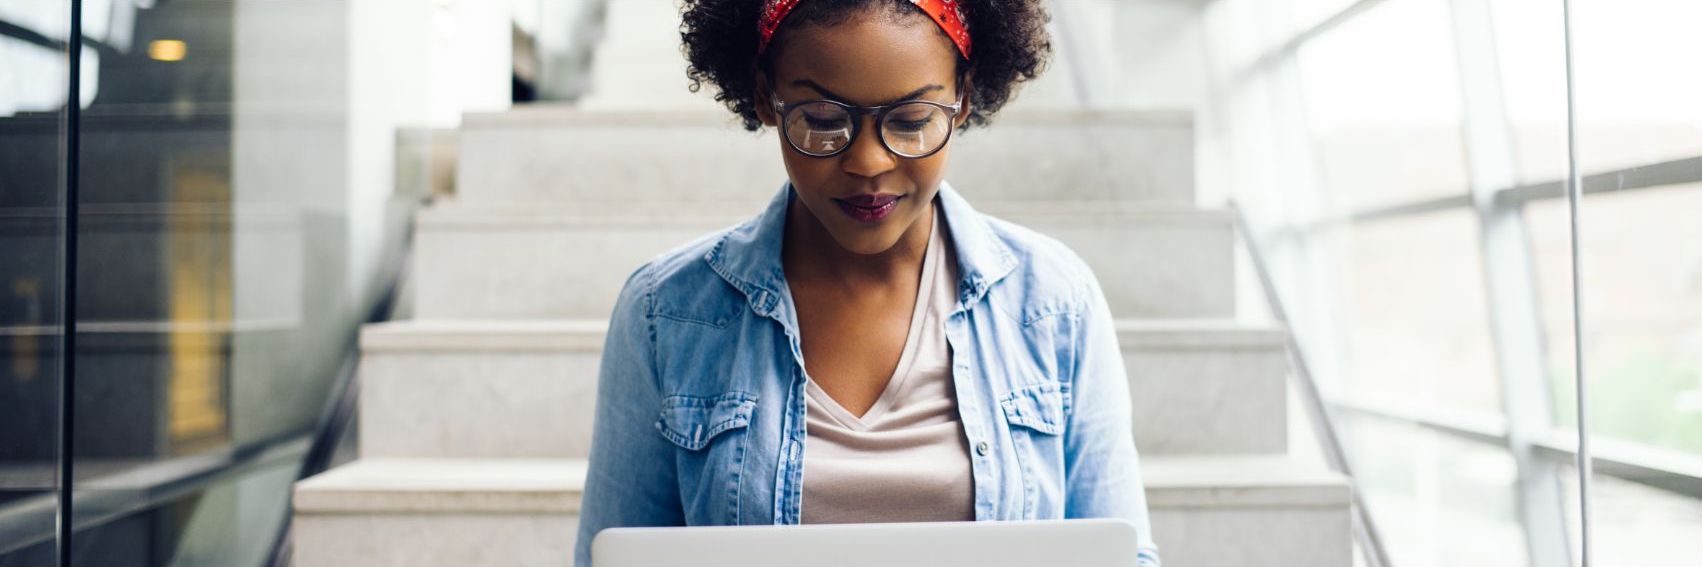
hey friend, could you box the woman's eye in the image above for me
[804,115,850,129]
[888,117,934,132]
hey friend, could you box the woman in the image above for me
[575,1,1159,565]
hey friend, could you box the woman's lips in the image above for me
[834,194,902,223]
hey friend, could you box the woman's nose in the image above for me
[839,115,898,178]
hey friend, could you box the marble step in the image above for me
[289,455,1349,567]
[290,458,586,567]
[355,318,1284,460]
[411,203,1233,321]
[455,107,1195,208]
[1120,319,1289,455]
[1142,454,1353,567]
[357,320,606,460]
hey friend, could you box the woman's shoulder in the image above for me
[969,211,1099,312]
[612,222,753,325]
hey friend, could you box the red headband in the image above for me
[757,0,972,59]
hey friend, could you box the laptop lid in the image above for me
[591,519,1142,567]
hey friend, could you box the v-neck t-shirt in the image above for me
[800,205,975,524]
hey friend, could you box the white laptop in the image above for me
[591,519,1143,567]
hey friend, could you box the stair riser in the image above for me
[1126,347,1287,455]
[1021,216,1234,319]
[413,214,1233,320]
[358,333,1283,459]
[1148,506,1352,567]
[360,352,599,459]
[455,116,1194,207]
[291,513,577,567]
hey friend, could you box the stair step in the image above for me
[356,318,1284,460]
[1142,455,1353,567]
[290,458,585,567]
[358,321,604,459]
[455,107,1194,207]
[292,458,587,513]
[1121,320,1289,455]
[412,204,1233,321]
[290,455,1347,567]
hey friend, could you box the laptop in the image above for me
[591,519,1143,567]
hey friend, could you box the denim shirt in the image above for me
[574,181,1161,566]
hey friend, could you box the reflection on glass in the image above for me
[0,2,69,565]
[8,0,428,563]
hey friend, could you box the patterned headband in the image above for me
[757,0,973,59]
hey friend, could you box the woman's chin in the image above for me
[825,230,904,256]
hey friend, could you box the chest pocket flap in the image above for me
[999,382,1070,435]
[655,392,758,451]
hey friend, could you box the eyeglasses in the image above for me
[770,90,964,159]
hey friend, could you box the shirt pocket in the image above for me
[655,391,758,524]
[999,382,1070,519]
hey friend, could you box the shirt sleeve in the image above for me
[1061,259,1162,567]
[574,264,684,566]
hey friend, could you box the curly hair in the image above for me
[680,0,1052,131]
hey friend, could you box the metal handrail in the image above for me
[0,431,314,556]
[1230,203,1393,567]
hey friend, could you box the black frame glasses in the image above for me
[770,90,966,159]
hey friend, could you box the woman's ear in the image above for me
[953,70,975,128]
[753,71,778,127]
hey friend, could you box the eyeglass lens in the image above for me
[781,101,953,157]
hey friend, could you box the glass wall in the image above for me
[0,1,69,564]
[1176,0,1702,564]
[1566,0,1702,561]
[2,1,451,564]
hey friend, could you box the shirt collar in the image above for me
[704,179,1018,319]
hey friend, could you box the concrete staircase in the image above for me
[290,2,1354,566]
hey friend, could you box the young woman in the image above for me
[575,1,1159,565]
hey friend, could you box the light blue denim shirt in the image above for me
[574,181,1160,566]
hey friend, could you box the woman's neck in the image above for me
[782,196,935,293]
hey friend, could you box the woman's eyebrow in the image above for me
[791,79,945,106]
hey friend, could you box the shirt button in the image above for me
[975,441,991,456]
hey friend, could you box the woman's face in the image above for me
[756,10,969,256]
